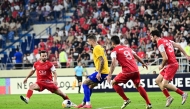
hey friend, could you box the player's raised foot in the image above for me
[121,100,131,109]
[165,96,174,107]
[182,92,188,105]
[80,104,92,108]
[146,104,152,109]
[20,95,28,104]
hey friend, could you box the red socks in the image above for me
[113,84,128,101]
[62,95,70,100]
[137,86,151,105]
[175,88,184,96]
[162,88,170,98]
[26,90,33,99]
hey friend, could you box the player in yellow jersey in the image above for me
[75,35,109,109]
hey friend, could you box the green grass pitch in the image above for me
[0,92,189,109]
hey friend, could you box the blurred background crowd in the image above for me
[1,0,190,69]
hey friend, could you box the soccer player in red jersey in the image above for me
[150,30,189,107]
[20,51,75,106]
[107,36,152,109]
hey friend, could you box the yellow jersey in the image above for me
[93,45,109,74]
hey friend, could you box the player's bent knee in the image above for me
[83,79,89,85]
[162,81,169,88]
[155,78,161,84]
[89,84,97,89]
[134,84,140,89]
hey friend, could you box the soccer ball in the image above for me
[62,100,71,108]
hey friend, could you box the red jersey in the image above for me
[33,61,56,82]
[157,38,178,65]
[111,45,138,73]
[137,51,145,59]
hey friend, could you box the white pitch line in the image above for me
[96,106,120,109]
[96,103,175,109]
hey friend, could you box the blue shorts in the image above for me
[88,72,108,83]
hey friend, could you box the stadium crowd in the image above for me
[0,0,72,49]
[8,0,190,69]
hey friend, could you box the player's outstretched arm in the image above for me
[132,49,147,69]
[133,53,148,69]
[24,69,35,84]
[171,41,190,59]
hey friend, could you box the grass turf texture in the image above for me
[0,92,189,109]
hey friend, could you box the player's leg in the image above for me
[76,72,97,108]
[133,72,152,109]
[80,72,106,108]
[155,72,174,107]
[162,79,188,105]
[155,70,171,98]
[54,88,70,100]
[20,83,41,104]
[45,83,77,107]
[80,78,97,108]
[161,64,188,105]
[77,76,82,93]
[76,84,96,108]
[112,73,131,109]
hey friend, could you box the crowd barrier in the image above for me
[0,73,189,95]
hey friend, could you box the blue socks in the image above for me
[83,84,92,103]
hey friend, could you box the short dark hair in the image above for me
[40,50,47,56]
[111,35,120,44]
[151,30,161,37]
[87,35,97,41]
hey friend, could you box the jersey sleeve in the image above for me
[157,39,165,52]
[158,44,165,52]
[32,62,36,71]
[132,50,136,54]
[32,66,35,70]
[51,65,56,72]
[94,45,104,58]
[110,51,117,59]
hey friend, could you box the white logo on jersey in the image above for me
[39,70,47,75]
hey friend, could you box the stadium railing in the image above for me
[0,57,189,73]
[148,57,190,73]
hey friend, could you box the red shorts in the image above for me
[36,81,58,93]
[160,63,179,81]
[114,72,140,85]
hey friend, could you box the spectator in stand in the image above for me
[7,0,190,70]
[38,39,46,51]
[59,49,68,68]
[13,49,23,69]
[51,57,61,68]
[35,50,41,61]
[33,45,39,56]
[137,48,146,59]
[67,54,73,68]
[54,32,61,42]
